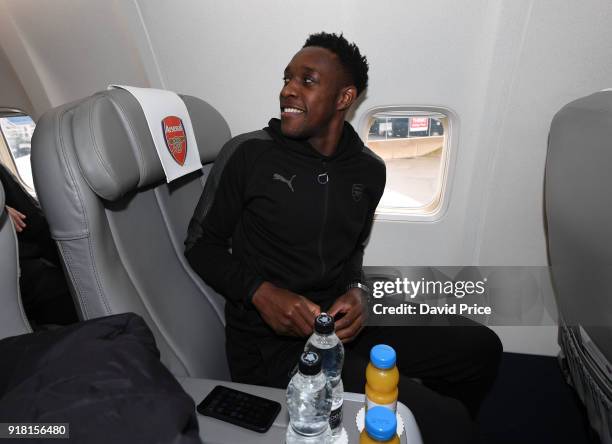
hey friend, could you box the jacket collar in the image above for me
[264,118,363,161]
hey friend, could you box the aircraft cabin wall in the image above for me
[0,44,32,116]
[1,0,612,356]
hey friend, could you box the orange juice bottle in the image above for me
[365,344,399,412]
[360,406,400,444]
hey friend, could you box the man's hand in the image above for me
[252,282,321,337]
[329,288,367,343]
[6,206,26,232]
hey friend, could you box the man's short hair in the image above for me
[303,32,369,96]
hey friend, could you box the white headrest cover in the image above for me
[71,89,226,201]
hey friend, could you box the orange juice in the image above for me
[365,344,399,412]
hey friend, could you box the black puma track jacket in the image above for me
[185,118,385,336]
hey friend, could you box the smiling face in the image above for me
[279,47,351,143]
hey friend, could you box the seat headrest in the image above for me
[72,89,226,201]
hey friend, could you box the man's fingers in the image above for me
[337,314,364,343]
[334,311,351,330]
[295,300,318,336]
[328,302,343,318]
[336,321,358,341]
[334,304,359,330]
[302,298,321,317]
[293,309,315,337]
[340,313,364,336]
[329,299,351,323]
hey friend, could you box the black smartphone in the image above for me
[197,385,281,433]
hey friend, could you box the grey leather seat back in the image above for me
[0,181,32,339]
[546,89,612,444]
[546,90,612,352]
[31,89,231,379]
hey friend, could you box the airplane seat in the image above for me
[546,90,612,444]
[30,88,231,379]
[0,180,33,339]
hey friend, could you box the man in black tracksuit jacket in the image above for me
[186,33,500,444]
[185,115,384,375]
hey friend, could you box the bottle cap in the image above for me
[314,313,335,334]
[365,406,397,441]
[370,344,396,369]
[298,351,321,376]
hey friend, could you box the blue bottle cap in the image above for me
[370,344,396,369]
[365,406,397,441]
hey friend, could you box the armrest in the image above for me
[177,377,422,444]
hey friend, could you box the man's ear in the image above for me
[337,86,357,111]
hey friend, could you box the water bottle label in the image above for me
[366,398,397,413]
[329,404,343,430]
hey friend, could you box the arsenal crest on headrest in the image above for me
[162,116,187,166]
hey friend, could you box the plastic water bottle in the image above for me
[286,351,332,443]
[304,313,345,437]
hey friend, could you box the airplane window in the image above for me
[364,109,449,216]
[0,114,36,194]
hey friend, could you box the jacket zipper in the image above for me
[318,161,329,278]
